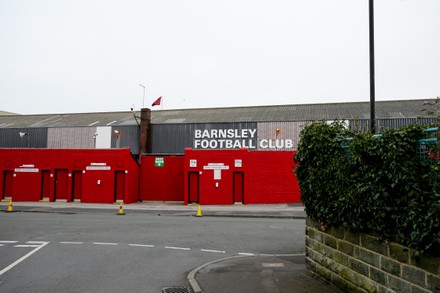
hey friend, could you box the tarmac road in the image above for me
[0,207,306,292]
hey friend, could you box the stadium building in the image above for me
[0,99,438,204]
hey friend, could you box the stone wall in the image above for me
[305,217,440,293]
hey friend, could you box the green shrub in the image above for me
[295,122,440,255]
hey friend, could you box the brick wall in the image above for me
[305,217,440,293]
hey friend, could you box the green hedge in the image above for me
[295,121,440,255]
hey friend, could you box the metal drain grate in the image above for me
[161,286,190,293]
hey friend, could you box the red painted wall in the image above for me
[0,148,139,204]
[140,155,184,201]
[183,149,300,205]
[0,148,300,205]
[245,151,300,204]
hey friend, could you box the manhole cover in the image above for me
[161,286,190,293]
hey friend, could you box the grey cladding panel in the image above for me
[150,122,258,154]
[0,128,47,148]
[47,127,96,149]
[111,125,140,154]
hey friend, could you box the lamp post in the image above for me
[139,84,146,108]
[369,0,376,133]
[93,133,98,149]
[114,130,121,148]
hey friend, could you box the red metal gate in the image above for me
[188,172,199,203]
[2,171,13,199]
[72,171,82,201]
[114,171,125,202]
[233,172,244,204]
[54,169,69,201]
[40,170,51,200]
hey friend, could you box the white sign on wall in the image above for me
[86,162,111,171]
[203,163,229,180]
[193,128,294,150]
[15,164,39,173]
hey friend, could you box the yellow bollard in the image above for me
[6,200,14,213]
[196,204,202,217]
[117,202,125,215]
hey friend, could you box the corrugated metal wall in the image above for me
[0,127,47,148]
[349,118,438,132]
[0,118,436,154]
[150,122,258,154]
[47,127,95,149]
[256,121,311,151]
[150,118,438,154]
[0,125,140,154]
[110,125,140,154]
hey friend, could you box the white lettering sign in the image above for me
[15,168,39,173]
[259,139,294,149]
[203,163,229,180]
[194,128,257,150]
[195,129,257,139]
[193,128,294,150]
[86,166,111,171]
[203,163,230,170]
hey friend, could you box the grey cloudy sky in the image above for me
[0,0,439,114]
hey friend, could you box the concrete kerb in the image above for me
[187,255,249,293]
[0,201,306,218]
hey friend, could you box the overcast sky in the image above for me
[0,0,439,114]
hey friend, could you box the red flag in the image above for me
[152,96,162,107]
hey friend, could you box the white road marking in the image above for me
[60,242,84,245]
[258,253,305,257]
[26,241,48,244]
[14,245,40,248]
[93,242,118,246]
[201,249,226,254]
[0,241,49,276]
[0,244,4,247]
[128,244,154,248]
[262,263,285,268]
[165,246,190,251]
[238,252,255,256]
[0,241,18,244]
